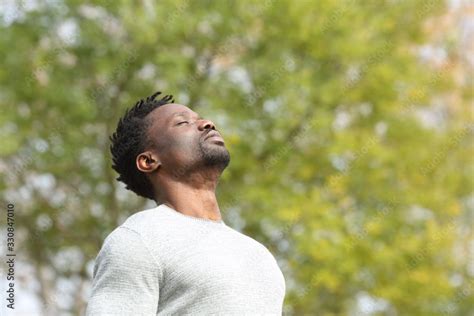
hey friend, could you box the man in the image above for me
[86,92,286,315]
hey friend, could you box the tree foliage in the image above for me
[0,0,472,315]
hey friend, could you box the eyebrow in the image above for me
[171,111,202,120]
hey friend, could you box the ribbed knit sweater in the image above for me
[86,204,286,315]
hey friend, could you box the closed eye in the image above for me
[176,121,189,126]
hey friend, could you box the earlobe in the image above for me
[136,152,161,173]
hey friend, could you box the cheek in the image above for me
[162,131,199,162]
[173,131,198,149]
[158,127,194,150]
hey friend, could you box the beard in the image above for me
[198,138,231,171]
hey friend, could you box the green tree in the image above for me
[0,0,472,315]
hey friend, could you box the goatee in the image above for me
[199,140,230,171]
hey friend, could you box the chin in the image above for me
[200,142,231,169]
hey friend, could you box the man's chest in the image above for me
[160,230,286,304]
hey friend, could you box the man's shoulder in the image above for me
[91,220,163,283]
[94,205,169,266]
[119,204,169,231]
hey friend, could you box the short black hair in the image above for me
[110,91,175,200]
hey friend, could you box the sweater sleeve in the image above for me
[86,227,161,316]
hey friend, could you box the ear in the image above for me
[136,151,161,173]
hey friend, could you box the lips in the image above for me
[204,130,224,142]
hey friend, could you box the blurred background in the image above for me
[0,0,473,315]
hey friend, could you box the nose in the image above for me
[198,119,216,131]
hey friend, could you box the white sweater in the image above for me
[86,204,286,315]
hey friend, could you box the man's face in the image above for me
[145,104,230,177]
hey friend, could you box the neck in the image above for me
[153,169,222,221]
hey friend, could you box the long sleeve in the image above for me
[86,227,161,316]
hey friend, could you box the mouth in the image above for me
[204,130,225,143]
